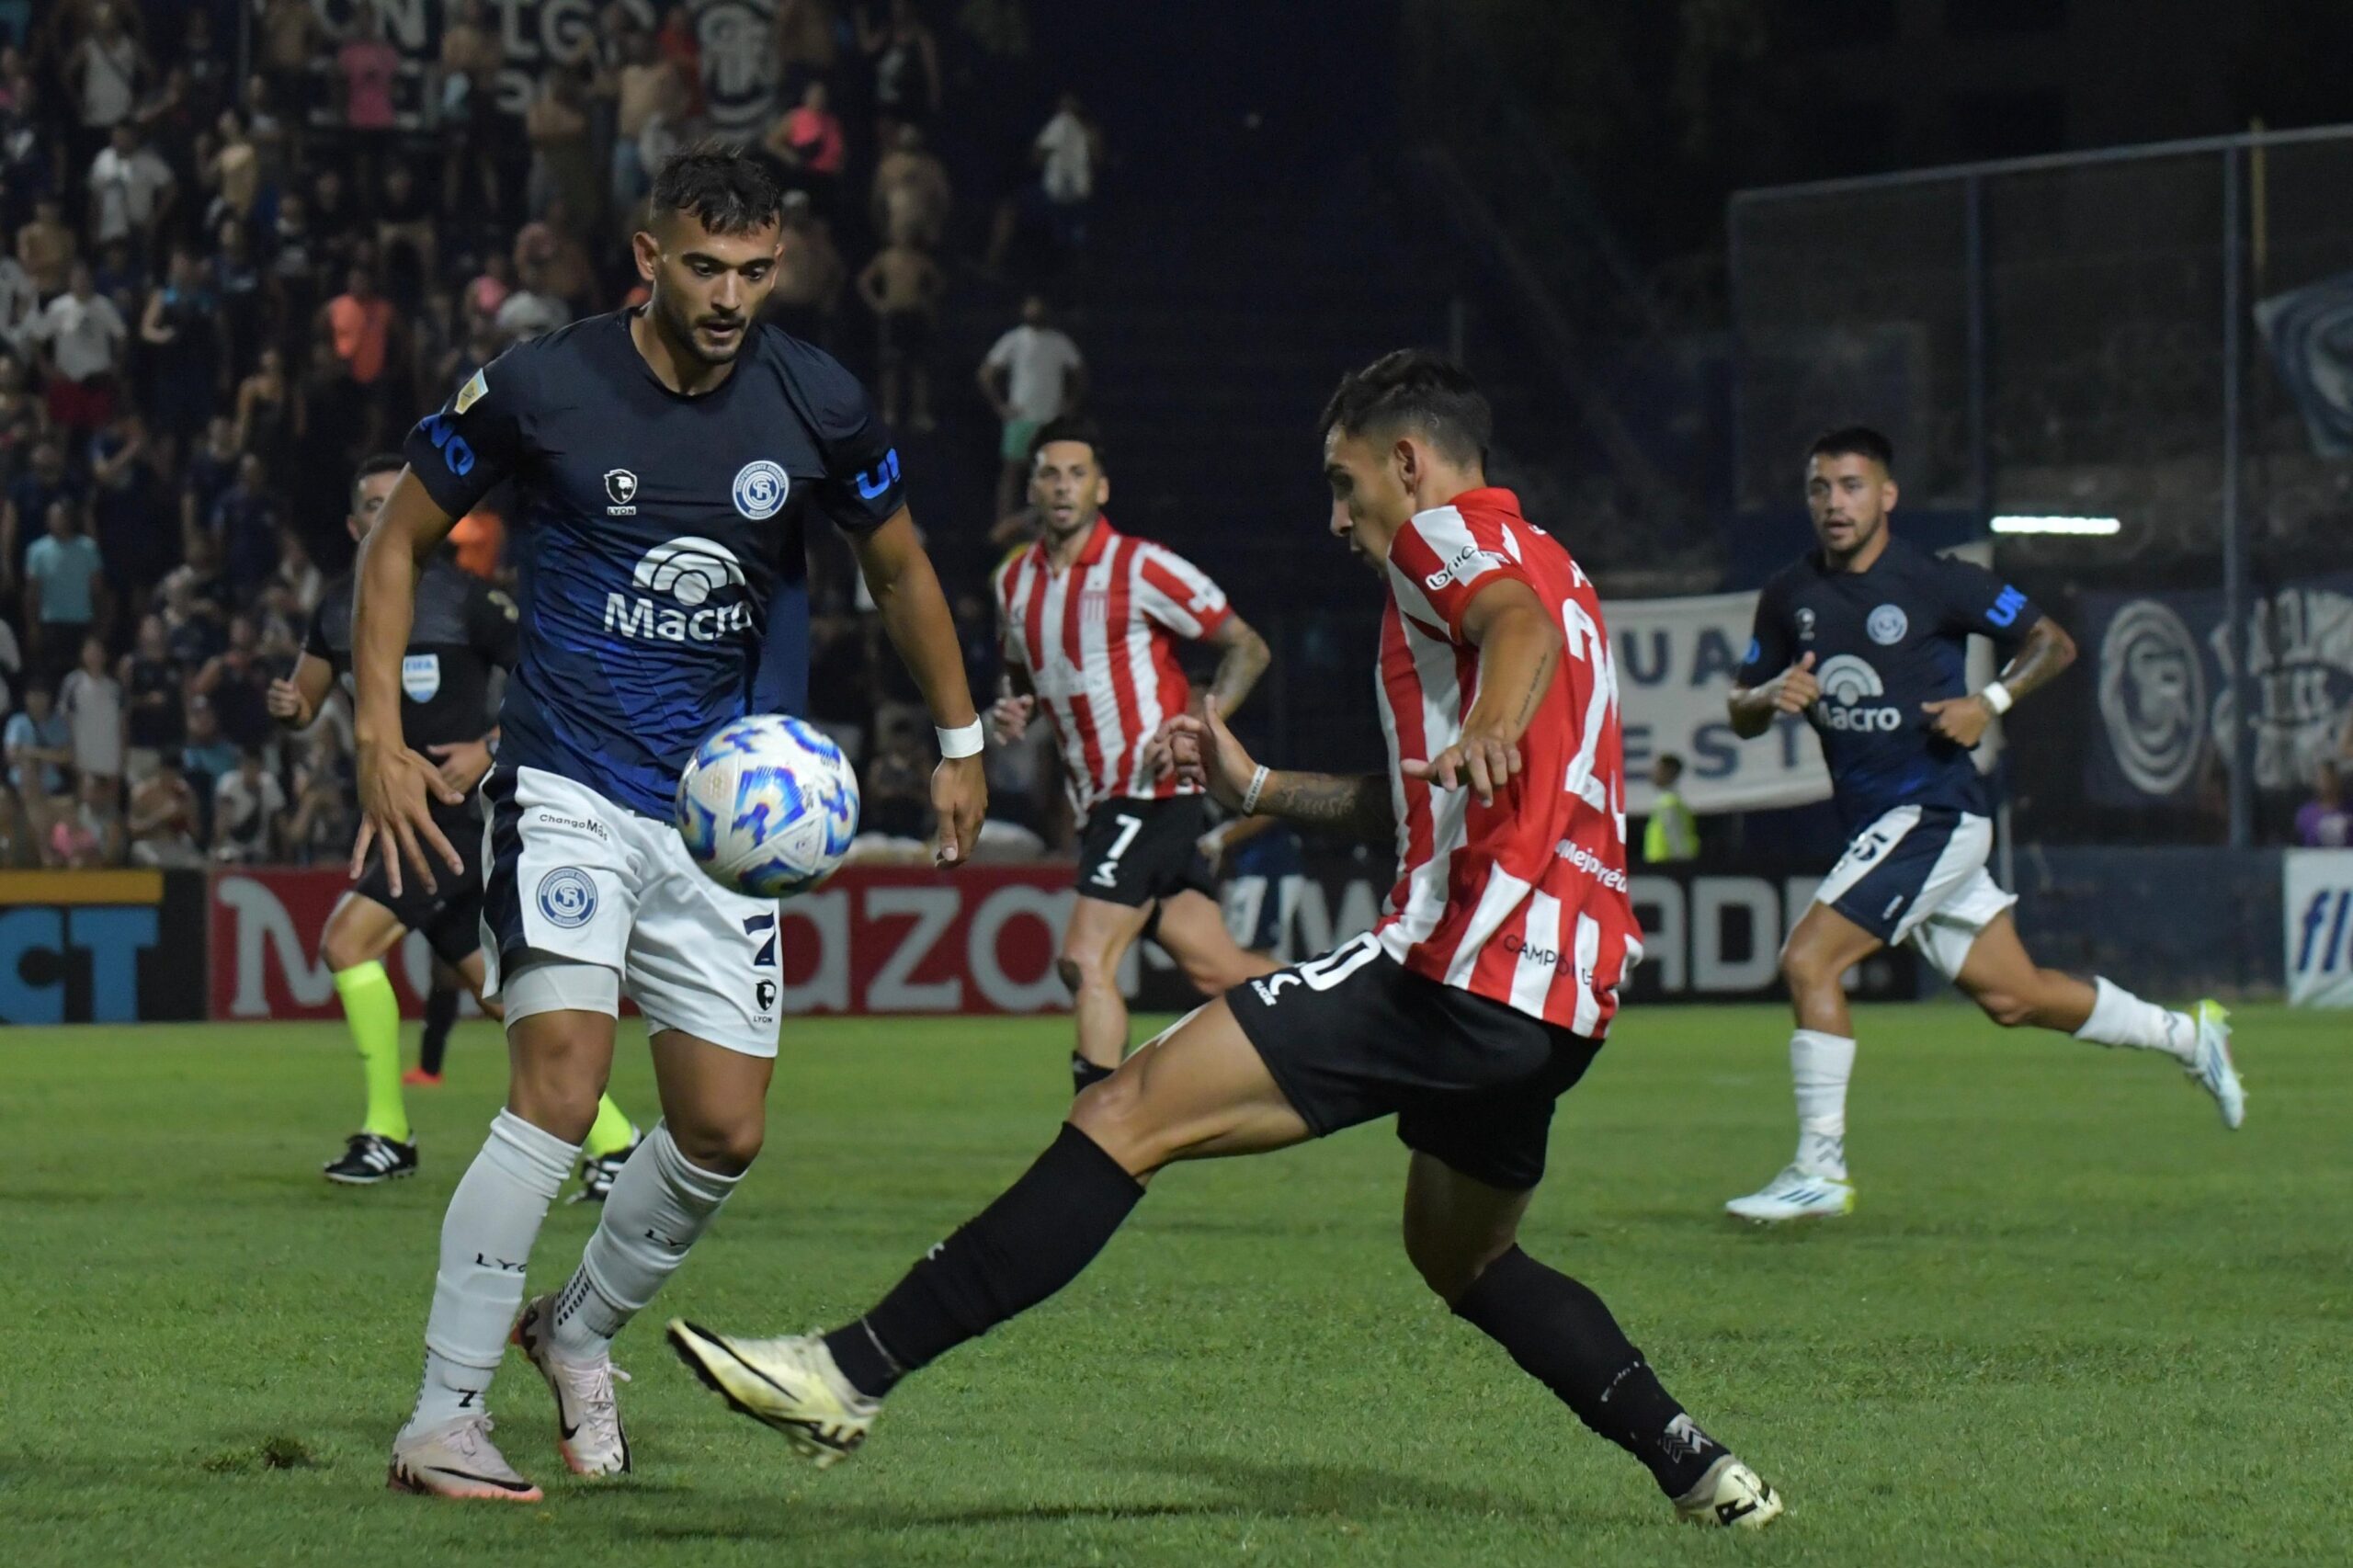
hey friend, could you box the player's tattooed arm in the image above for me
[1925,616,2076,746]
[1256,769,1394,842]
[1201,613,1272,718]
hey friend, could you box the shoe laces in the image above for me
[559,1355,631,1443]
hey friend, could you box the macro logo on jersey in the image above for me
[1868,604,1909,645]
[733,460,790,520]
[606,538,753,643]
[605,469,639,516]
[1814,654,1904,732]
[537,867,597,928]
[2097,598,2206,794]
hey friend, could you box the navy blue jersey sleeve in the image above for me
[464,576,522,669]
[791,342,904,534]
[1929,554,2041,648]
[1736,574,1794,687]
[402,348,533,520]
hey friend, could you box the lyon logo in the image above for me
[605,469,639,506]
[633,538,747,607]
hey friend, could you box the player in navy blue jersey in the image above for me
[350,145,986,1500]
[1721,427,2244,1224]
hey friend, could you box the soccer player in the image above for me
[987,417,1278,1093]
[356,144,985,1500]
[1720,427,2245,1225]
[668,352,1785,1530]
[267,454,642,1190]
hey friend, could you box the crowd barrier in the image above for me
[1,849,2336,1026]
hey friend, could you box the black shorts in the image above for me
[1228,934,1602,1191]
[1074,795,1217,909]
[352,801,486,965]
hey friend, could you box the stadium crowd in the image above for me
[0,0,1101,869]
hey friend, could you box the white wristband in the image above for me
[937,720,984,759]
[1978,680,2015,716]
[1241,764,1270,815]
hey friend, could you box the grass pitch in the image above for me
[3,1004,2345,1567]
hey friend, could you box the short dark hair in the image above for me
[1655,753,1685,780]
[1808,426,1894,471]
[1029,415,1107,472]
[1319,349,1492,467]
[350,452,404,511]
[649,141,784,236]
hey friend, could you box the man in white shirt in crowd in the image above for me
[60,632,126,859]
[979,295,1085,522]
[88,122,176,254]
[28,262,129,440]
[210,745,285,863]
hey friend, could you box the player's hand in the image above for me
[930,752,986,869]
[1924,695,1995,748]
[1772,652,1820,714]
[989,692,1034,744]
[1139,713,1191,779]
[1403,723,1521,808]
[352,737,466,897]
[427,738,494,796]
[1161,695,1258,811]
[265,677,306,724]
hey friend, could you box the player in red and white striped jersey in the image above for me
[987,418,1278,1094]
[669,354,1781,1530]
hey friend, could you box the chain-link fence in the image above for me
[1732,128,2353,847]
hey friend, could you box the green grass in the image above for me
[3,1006,2347,1566]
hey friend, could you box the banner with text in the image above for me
[1,870,208,1025]
[1604,591,1831,815]
[2284,849,2353,1006]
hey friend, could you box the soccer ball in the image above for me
[675,715,860,897]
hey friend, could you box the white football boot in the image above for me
[1674,1455,1785,1529]
[511,1295,631,1477]
[665,1321,877,1468]
[1724,1162,1856,1224]
[386,1413,542,1502]
[2186,999,2245,1131]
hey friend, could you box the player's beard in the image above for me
[658,291,744,367]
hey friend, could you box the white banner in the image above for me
[1606,591,1831,816]
[2284,848,2353,1006]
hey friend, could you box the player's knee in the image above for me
[665,1115,765,1176]
[321,925,370,973]
[1401,1221,1510,1305]
[1057,945,1114,995]
[1972,987,2037,1028]
[1069,1071,1160,1174]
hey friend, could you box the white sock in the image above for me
[1790,1029,1857,1179]
[549,1122,744,1361]
[404,1109,579,1436]
[2074,976,2195,1062]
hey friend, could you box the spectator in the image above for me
[256,0,326,161]
[611,28,685,219]
[978,295,1085,520]
[125,755,201,866]
[2298,759,2351,848]
[17,194,75,298]
[525,65,597,225]
[281,725,355,864]
[335,1,402,193]
[179,414,240,550]
[138,244,225,468]
[240,72,292,188]
[858,0,940,142]
[321,265,401,449]
[86,406,173,603]
[5,678,73,864]
[177,10,228,127]
[210,744,284,862]
[463,250,516,333]
[654,3,706,122]
[437,0,504,217]
[858,716,934,842]
[86,120,175,261]
[118,611,182,781]
[233,343,293,472]
[194,611,275,747]
[1643,753,1700,862]
[180,693,238,814]
[514,201,600,314]
[1032,91,1099,252]
[211,452,281,604]
[28,259,127,441]
[158,540,229,666]
[767,79,847,210]
[857,234,941,431]
[0,245,35,353]
[135,62,199,199]
[64,4,147,175]
[376,164,439,304]
[202,108,261,233]
[770,0,840,102]
[495,260,573,342]
[59,631,123,842]
[0,353,44,470]
[265,193,324,360]
[210,215,267,378]
[4,437,76,593]
[24,497,108,683]
[306,167,365,280]
[765,189,844,344]
[872,122,950,247]
[91,237,145,317]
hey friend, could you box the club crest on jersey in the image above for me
[400,653,440,702]
[605,468,639,516]
[606,537,753,642]
[537,867,597,928]
[1868,604,1908,645]
[733,460,789,520]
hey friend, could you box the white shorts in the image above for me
[1810,804,2018,981]
[480,765,784,1056]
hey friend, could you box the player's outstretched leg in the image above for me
[1726,903,1878,1223]
[530,1033,766,1474]
[667,999,1310,1467]
[1949,914,2244,1129]
[388,1001,613,1501]
[1404,1154,1780,1528]
[1057,894,1156,1095]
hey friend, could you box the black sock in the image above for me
[824,1122,1143,1399]
[1071,1053,1115,1095]
[419,984,459,1074]
[1450,1246,1726,1497]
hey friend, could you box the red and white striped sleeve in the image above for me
[1385,505,1529,642]
[1131,542,1233,641]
